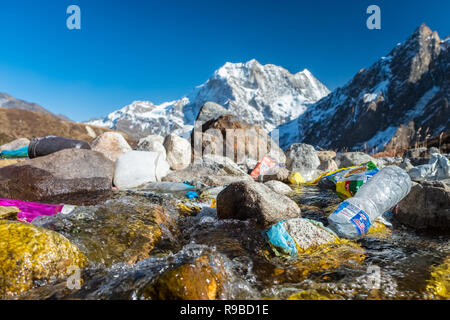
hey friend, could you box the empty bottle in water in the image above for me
[328,166,412,239]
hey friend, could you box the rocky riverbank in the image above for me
[0,129,449,300]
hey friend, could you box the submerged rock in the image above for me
[91,132,132,162]
[217,180,300,229]
[395,181,450,232]
[0,149,114,205]
[0,221,86,298]
[142,254,228,300]
[426,256,450,299]
[33,198,172,266]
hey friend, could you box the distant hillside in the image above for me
[0,107,136,147]
[0,92,71,121]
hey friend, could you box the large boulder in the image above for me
[395,181,450,232]
[195,102,231,123]
[163,154,252,186]
[217,180,301,229]
[163,134,192,170]
[0,138,30,151]
[91,132,132,162]
[0,149,114,204]
[113,151,170,189]
[0,221,86,298]
[192,115,286,168]
[285,143,320,181]
[137,135,166,159]
[334,152,376,168]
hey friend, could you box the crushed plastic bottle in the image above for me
[328,166,412,239]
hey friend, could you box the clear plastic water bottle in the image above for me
[328,166,412,239]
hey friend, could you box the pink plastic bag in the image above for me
[0,198,63,223]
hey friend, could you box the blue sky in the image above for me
[0,0,449,121]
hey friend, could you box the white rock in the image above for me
[163,133,191,170]
[113,151,170,189]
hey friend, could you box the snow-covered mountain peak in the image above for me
[87,60,330,139]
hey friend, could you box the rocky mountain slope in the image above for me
[0,92,70,121]
[278,24,450,152]
[87,59,330,139]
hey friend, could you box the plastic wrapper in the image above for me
[317,161,379,199]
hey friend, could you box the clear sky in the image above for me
[0,0,449,121]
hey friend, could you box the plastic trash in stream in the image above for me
[0,198,75,223]
[318,161,379,199]
[408,153,450,181]
[289,172,305,185]
[328,166,412,239]
[250,155,277,180]
[185,191,199,200]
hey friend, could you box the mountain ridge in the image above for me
[87,59,330,139]
[278,23,450,152]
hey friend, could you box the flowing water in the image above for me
[15,184,449,300]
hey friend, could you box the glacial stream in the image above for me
[16,184,449,300]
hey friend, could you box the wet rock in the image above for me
[164,133,192,170]
[334,152,375,168]
[163,154,252,186]
[285,143,320,181]
[0,137,30,151]
[142,254,228,300]
[264,180,292,195]
[426,255,450,299]
[137,135,166,158]
[33,198,172,266]
[195,101,231,123]
[395,181,450,232]
[0,158,26,169]
[91,132,132,162]
[0,221,86,298]
[113,151,170,189]
[217,180,300,229]
[0,149,114,205]
[282,218,338,251]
